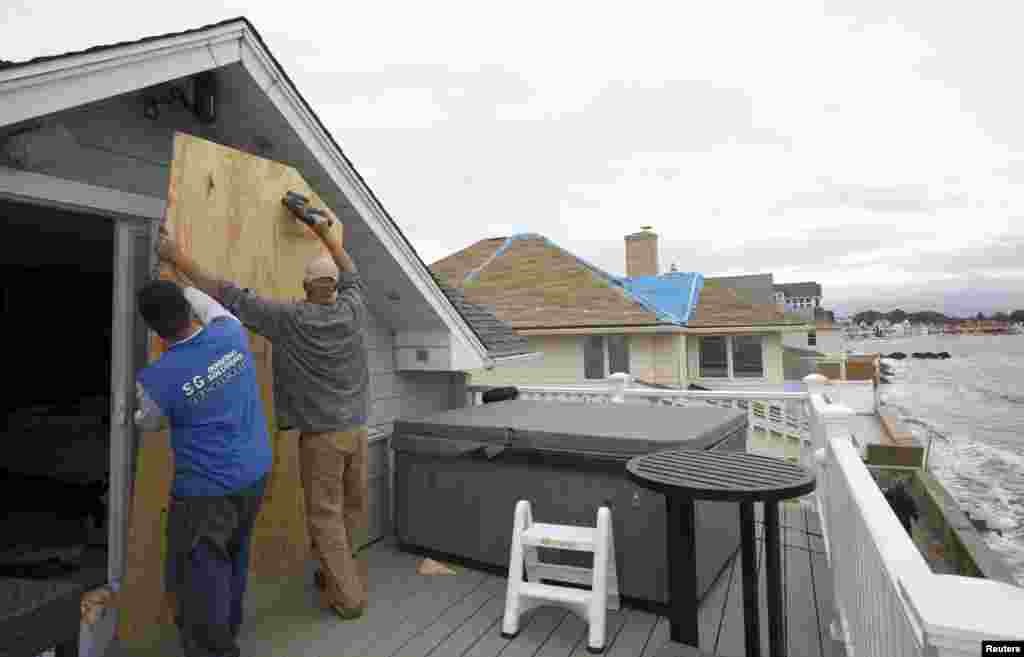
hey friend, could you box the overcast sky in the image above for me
[3,1,1021,317]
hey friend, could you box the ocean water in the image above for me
[852,333,1024,585]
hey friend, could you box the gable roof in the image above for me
[429,273,533,359]
[774,281,822,299]
[431,233,674,329]
[687,285,802,328]
[0,18,534,366]
[432,234,806,331]
[705,273,776,306]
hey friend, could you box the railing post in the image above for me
[607,372,631,404]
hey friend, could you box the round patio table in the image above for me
[626,449,816,657]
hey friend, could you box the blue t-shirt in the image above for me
[137,317,272,497]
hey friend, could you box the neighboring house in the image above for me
[0,17,536,647]
[782,318,845,355]
[430,228,808,389]
[705,273,777,306]
[774,281,823,319]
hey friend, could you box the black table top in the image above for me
[626,448,816,502]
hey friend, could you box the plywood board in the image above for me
[119,132,336,642]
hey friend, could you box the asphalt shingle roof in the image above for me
[432,235,806,330]
[431,234,668,329]
[430,274,533,358]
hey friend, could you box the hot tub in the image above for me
[391,399,747,607]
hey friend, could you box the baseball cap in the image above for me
[304,255,339,283]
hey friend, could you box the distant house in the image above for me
[430,228,808,389]
[706,273,777,306]
[773,281,823,320]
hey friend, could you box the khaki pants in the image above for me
[299,426,369,611]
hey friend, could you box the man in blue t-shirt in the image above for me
[134,278,272,657]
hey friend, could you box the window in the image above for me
[584,336,605,380]
[808,330,817,347]
[698,335,765,379]
[699,336,728,378]
[583,335,631,379]
[607,335,630,375]
[732,335,764,378]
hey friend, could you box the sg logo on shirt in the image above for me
[182,375,206,398]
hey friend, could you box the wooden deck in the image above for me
[107,505,845,657]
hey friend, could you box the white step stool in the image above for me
[501,500,619,653]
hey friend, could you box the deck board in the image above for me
[566,608,629,657]
[351,562,491,657]
[536,611,587,657]
[394,575,507,657]
[606,609,660,657]
[639,616,670,657]
[105,514,845,657]
[461,605,549,657]
[699,550,736,650]
[713,532,762,657]
[785,525,821,657]
[810,548,845,657]
[429,586,511,657]
[499,606,570,657]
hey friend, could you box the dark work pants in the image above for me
[167,475,267,657]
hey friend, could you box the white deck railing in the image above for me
[465,377,1024,653]
[808,393,1024,656]
[466,378,813,462]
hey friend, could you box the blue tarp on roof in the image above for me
[462,233,705,325]
[619,272,704,325]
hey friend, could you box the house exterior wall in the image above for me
[468,335,583,386]
[686,332,785,388]
[815,328,844,355]
[469,331,790,389]
[782,327,844,356]
[782,330,817,352]
[1,88,464,546]
[467,333,686,387]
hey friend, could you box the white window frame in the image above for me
[583,335,630,380]
[697,335,767,380]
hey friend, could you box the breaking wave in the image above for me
[874,335,1024,585]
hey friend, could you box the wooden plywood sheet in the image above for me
[120,132,336,641]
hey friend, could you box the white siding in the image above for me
[467,333,685,387]
[468,335,582,386]
[365,310,464,540]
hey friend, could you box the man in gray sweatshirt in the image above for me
[157,208,371,619]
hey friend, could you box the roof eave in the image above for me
[482,351,545,369]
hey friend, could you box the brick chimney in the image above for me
[624,226,659,278]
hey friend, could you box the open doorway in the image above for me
[0,198,115,584]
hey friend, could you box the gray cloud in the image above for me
[772,182,970,214]
[831,278,1024,317]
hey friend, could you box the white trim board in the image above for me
[0,26,244,127]
[0,166,165,220]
